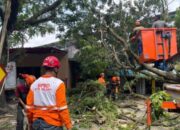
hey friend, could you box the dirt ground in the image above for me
[0,103,17,130]
[0,97,179,130]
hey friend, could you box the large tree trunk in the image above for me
[0,0,11,109]
[0,0,11,60]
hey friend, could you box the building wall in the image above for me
[57,54,71,88]
[10,50,71,88]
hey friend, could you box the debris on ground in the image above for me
[0,81,179,130]
[68,80,180,130]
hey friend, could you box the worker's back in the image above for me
[31,76,62,106]
[27,75,72,128]
[152,20,168,28]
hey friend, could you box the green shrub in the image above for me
[150,91,171,120]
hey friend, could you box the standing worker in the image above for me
[98,72,106,87]
[111,76,117,100]
[130,20,144,55]
[152,15,168,28]
[152,15,169,70]
[16,74,36,130]
[26,56,72,130]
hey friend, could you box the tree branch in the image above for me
[24,0,61,23]
[15,0,61,30]
[108,27,180,82]
[24,13,56,27]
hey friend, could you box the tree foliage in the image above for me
[1,0,179,81]
[75,43,112,79]
[175,8,180,46]
[60,0,174,80]
[150,91,171,120]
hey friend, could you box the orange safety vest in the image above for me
[98,77,106,86]
[26,75,72,129]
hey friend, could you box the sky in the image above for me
[24,33,59,47]
[24,0,180,48]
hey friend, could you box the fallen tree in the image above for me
[68,80,180,130]
[107,27,180,83]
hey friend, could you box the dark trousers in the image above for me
[32,118,63,130]
[16,104,24,130]
[137,39,142,55]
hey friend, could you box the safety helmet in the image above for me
[42,56,60,68]
[20,74,36,86]
[111,76,117,82]
[135,20,141,26]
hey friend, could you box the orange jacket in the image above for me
[98,77,106,86]
[26,75,72,129]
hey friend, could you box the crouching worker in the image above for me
[16,74,36,130]
[26,56,72,130]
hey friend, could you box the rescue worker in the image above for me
[26,56,72,130]
[116,76,121,94]
[130,20,144,55]
[98,72,106,87]
[152,15,169,70]
[110,76,117,100]
[152,15,168,28]
[16,74,36,130]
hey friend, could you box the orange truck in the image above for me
[139,28,179,111]
[141,28,179,127]
[139,28,177,63]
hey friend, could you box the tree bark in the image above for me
[0,0,11,110]
[0,0,11,61]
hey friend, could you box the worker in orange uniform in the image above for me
[110,76,117,100]
[16,74,36,130]
[98,73,106,87]
[26,56,72,130]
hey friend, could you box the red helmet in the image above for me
[42,56,60,68]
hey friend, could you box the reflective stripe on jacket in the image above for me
[26,75,72,129]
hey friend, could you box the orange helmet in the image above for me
[20,74,36,86]
[111,76,117,82]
